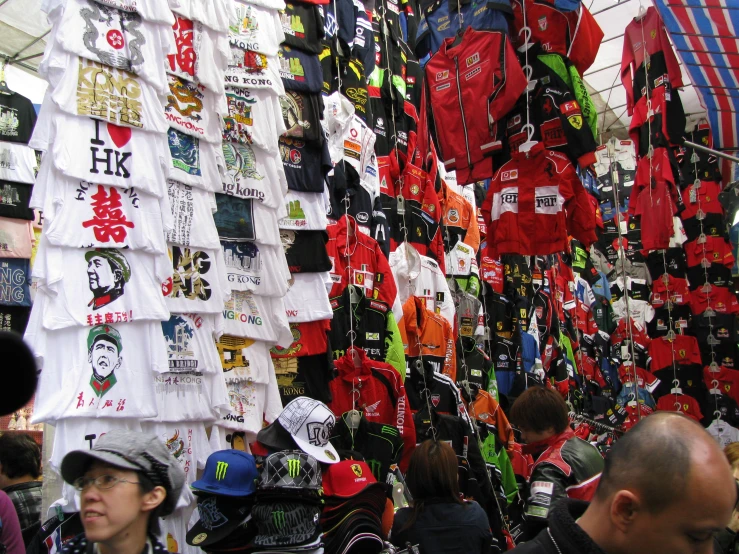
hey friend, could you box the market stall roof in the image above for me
[0,0,50,74]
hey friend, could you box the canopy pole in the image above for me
[684,140,739,164]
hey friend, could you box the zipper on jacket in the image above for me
[454,56,472,168]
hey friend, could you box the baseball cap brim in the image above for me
[291,434,340,465]
[187,511,252,548]
[60,449,143,486]
[256,420,297,452]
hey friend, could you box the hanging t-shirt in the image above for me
[230,1,285,56]
[221,141,287,210]
[171,0,233,33]
[0,305,30,333]
[221,240,291,297]
[42,0,175,24]
[166,14,229,95]
[222,290,293,346]
[283,272,333,322]
[26,316,167,422]
[44,0,170,94]
[167,128,225,193]
[165,74,225,144]
[282,229,331,273]
[0,217,34,259]
[280,2,324,54]
[49,55,168,132]
[278,45,323,93]
[216,335,273,384]
[0,180,33,221]
[223,87,285,153]
[0,258,32,307]
[163,244,230,314]
[219,372,283,435]
[279,190,329,230]
[147,369,229,423]
[0,141,37,184]
[214,194,282,246]
[280,136,332,192]
[30,100,170,198]
[0,91,37,144]
[161,313,223,373]
[225,49,286,95]
[166,180,220,250]
[33,243,170,329]
[43,177,168,254]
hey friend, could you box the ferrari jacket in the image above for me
[420,28,527,184]
[481,144,597,258]
[439,179,481,253]
[328,285,406,377]
[399,295,457,381]
[328,348,416,469]
[521,428,604,541]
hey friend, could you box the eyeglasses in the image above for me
[73,474,140,492]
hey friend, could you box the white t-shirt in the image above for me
[166,15,229,95]
[0,217,34,259]
[167,128,225,193]
[165,74,225,144]
[219,371,283,434]
[49,54,168,133]
[224,50,285,96]
[223,87,285,154]
[42,0,176,25]
[26,314,167,422]
[229,1,285,56]
[215,335,273,384]
[279,190,329,230]
[161,313,223,373]
[0,141,37,184]
[44,0,170,94]
[140,422,212,487]
[233,0,286,12]
[147,369,229,422]
[707,419,739,447]
[222,240,291,297]
[42,175,169,254]
[172,0,234,33]
[611,297,655,327]
[283,272,333,322]
[166,180,220,249]
[163,243,230,314]
[30,98,170,198]
[33,241,171,330]
[222,290,293,346]
[221,141,287,210]
[214,194,284,246]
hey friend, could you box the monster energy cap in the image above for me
[186,495,255,548]
[276,397,340,464]
[252,499,321,547]
[191,450,258,497]
[59,429,185,516]
[260,451,321,490]
[84,249,132,283]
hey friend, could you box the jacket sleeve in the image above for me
[563,176,597,248]
[375,243,399,307]
[465,200,481,253]
[385,311,407,380]
[488,36,528,130]
[522,462,570,541]
[620,32,635,116]
[556,96,597,170]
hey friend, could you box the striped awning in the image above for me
[653,0,739,154]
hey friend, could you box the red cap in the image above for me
[322,461,377,497]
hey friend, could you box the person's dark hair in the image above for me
[136,472,165,536]
[0,432,41,479]
[402,440,462,531]
[594,412,691,513]
[509,386,569,434]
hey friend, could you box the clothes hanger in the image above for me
[635,3,648,20]
[670,379,682,396]
[450,0,465,47]
[0,60,12,96]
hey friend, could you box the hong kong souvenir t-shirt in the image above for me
[281,229,332,273]
[221,141,287,209]
[283,272,333,322]
[0,92,37,144]
[225,50,286,96]
[279,190,329,230]
[230,1,285,56]
[147,369,229,423]
[222,290,293,346]
[216,335,274,384]
[0,305,30,333]
[219,373,283,434]
[223,87,286,153]
[163,244,230,314]
[0,141,37,184]
[166,15,229,95]
[221,240,291,297]
[161,313,224,374]
[42,0,175,24]
[30,99,170,198]
[214,194,283,246]
[168,128,224,192]
[26,316,167,422]
[34,243,171,329]
[280,136,333,193]
[44,0,170,93]
[278,45,323,93]
[166,180,220,250]
[42,176,168,254]
[165,74,225,144]
[141,422,212,489]
[280,2,324,54]
[0,258,32,307]
[48,55,168,132]
[0,217,34,259]
[171,0,233,33]
[0,180,33,220]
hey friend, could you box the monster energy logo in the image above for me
[367,459,383,480]
[287,458,300,478]
[272,510,286,530]
[215,461,229,480]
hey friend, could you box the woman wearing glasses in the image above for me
[57,430,185,554]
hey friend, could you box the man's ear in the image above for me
[141,486,167,513]
[610,490,641,533]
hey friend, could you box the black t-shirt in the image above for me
[274,352,334,405]
[280,45,324,94]
[280,135,332,192]
[646,248,689,280]
[681,213,725,243]
[686,264,733,291]
[0,91,36,144]
[0,304,30,333]
[281,90,325,146]
[647,305,692,338]
[281,2,325,54]
[282,229,331,273]
[0,180,33,220]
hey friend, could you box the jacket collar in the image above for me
[333,215,359,258]
[549,500,607,554]
[3,480,42,493]
[389,242,421,285]
[403,296,431,338]
[335,347,373,382]
[522,427,575,457]
[438,25,473,57]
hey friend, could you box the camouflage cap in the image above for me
[87,324,123,353]
[85,249,132,283]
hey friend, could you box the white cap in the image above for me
[277,397,339,464]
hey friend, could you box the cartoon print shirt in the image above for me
[221,240,291,297]
[43,0,170,94]
[230,1,285,56]
[216,335,274,384]
[283,272,333,322]
[223,87,286,154]
[225,49,286,96]
[221,141,287,210]
[163,244,231,314]
[30,98,170,198]
[167,128,225,193]
[279,190,329,231]
[222,290,293,346]
[0,141,37,184]
[214,194,284,246]
[0,91,37,144]
[0,258,32,307]
[0,217,34,259]
[218,370,283,435]
[165,74,226,144]
[165,180,221,250]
